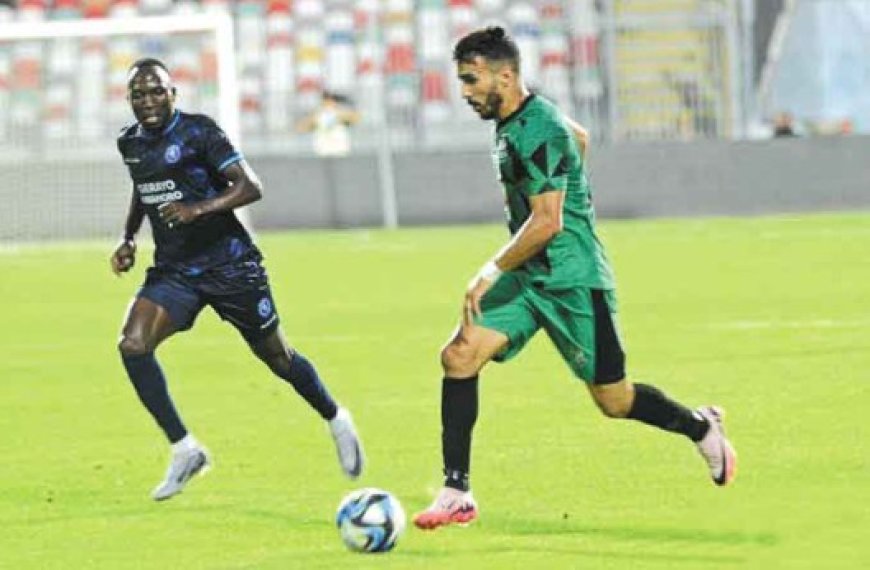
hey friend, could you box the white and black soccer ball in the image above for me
[335,488,406,553]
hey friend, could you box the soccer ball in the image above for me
[335,488,406,553]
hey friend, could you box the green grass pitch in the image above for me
[1,213,868,569]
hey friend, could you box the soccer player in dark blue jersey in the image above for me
[110,58,364,501]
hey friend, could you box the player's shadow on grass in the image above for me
[396,521,775,565]
[499,519,778,546]
[411,545,747,565]
[222,509,750,567]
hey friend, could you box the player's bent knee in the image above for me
[265,354,293,378]
[594,401,625,419]
[118,335,153,356]
[589,380,634,419]
[250,338,294,377]
[440,342,480,377]
[592,395,632,419]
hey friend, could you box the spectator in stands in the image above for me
[808,117,853,137]
[772,111,797,137]
[296,91,360,157]
[665,72,717,139]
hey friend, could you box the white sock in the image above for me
[329,407,347,424]
[171,434,199,454]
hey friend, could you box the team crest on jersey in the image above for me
[164,144,181,164]
[257,297,273,318]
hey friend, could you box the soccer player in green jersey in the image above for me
[413,27,737,530]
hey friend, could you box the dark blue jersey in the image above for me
[117,110,257,275]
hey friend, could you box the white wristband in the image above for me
[478,260,503,282]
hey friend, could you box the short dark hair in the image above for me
[127,57,170,76]
[453,26,520,71]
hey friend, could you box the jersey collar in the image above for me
[496,94,535,131]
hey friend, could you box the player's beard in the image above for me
[469,88,503,121]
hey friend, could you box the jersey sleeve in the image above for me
[520,128,574,197]
[116,127,130,159]
[199,116,243,172]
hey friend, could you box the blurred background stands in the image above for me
[0,0,759,157]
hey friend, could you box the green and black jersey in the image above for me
[492,94,614,290]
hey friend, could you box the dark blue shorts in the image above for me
[137,257,280,343]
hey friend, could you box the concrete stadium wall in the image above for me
[3,135,869,241]
[586,136,870,218]
[247,135,870,229]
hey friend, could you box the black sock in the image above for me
[121,352,187,443]
[442,376,478,492]
[627,383,709,442]
[283,352,338,421]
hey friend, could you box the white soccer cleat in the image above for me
[413,487,479,530]
[151,445,211,501]
[695,406,737,486]
[329,407,364,479]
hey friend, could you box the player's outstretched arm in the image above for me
[199,160,263,213]
[464,190,563,321]
[492,190,564,272]
[563,115,589,157]
[110,189,144,276]
[158,161,263,227]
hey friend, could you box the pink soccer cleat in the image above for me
[413,487,479,530]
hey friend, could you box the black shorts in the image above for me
[590,288,626,385]
[137,257,280,343]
